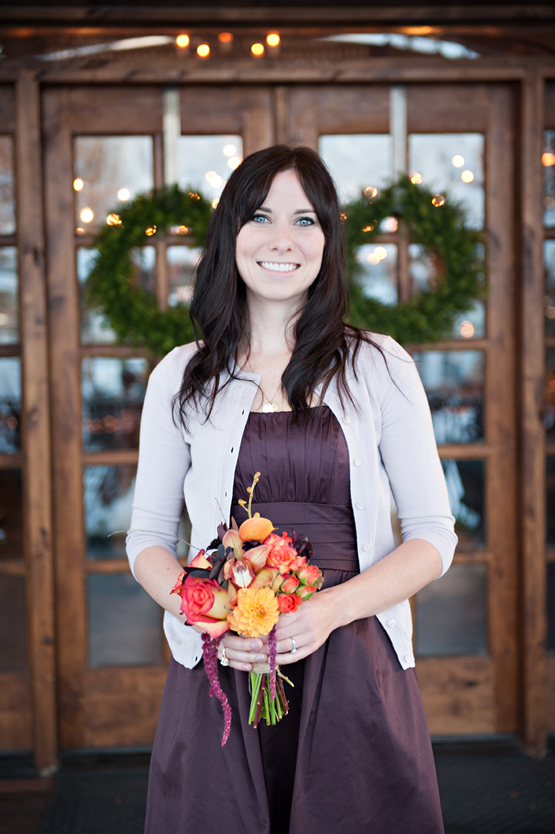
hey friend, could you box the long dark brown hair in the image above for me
[176,144,383,424]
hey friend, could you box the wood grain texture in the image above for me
[242,89,273,156]
[15,70,57,771]
[42,87,87,750]
[520,69,548,755]
[417,656,495,735]
[0,672,33,751]
[548,655,555,731]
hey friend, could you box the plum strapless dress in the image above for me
[145,407,444,834]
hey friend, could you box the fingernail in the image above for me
[256,654,266,662]
[242,664,251,671]
[251,640,262,650]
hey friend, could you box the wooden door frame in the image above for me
[1,58,551,769]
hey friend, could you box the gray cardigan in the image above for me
[126,334,457,670]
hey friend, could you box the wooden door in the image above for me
[42,84,272,749]
[285,82,518,734]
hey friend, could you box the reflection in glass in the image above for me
[442,459,485,549]
[0,137,15,235]
[544,351,555,440]
[0,576,28,672]
[129,246,156,294]
[74,136,153,231]
[319,135,392,203]
[88,574,163,667]
[0,357,21,452]
[84,465,136,559]
[546,458,555,546]
[77,247,116,344]
[355,243,397,305]
[416,563,488,656]
[409,242,486,339]
[178,135,243,204]
[544,130,555,228]
[0,469,23,560]
[548,562,555,652]
[409,133,485,229]
[168,246,202,306]
[0,247,18,343]
[544,241,555,335]
[413,351,484,444]
[82,357,149,451]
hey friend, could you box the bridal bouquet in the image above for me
[171,472,324,746]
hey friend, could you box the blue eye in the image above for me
[296,216,316,226]
[251,213,269,223]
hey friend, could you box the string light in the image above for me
[212,198,220,209]
[170,225,189,235]
[461,170,474,183]
[197,44,210,58]
[266,33,280,47]
[80,208,94,223]
[223,144,236,157]
[382,217,398,232]
[76,227,85,235]
[432,194,445,207]
[542,152,555,167]
[374,246,387,260]
[367,253,380,265]
[452,155,465,167]
[218,33,233,44]
[410,172,422,184]
[117,188,130,201]
[364,186,378,199]
[106,213,122,226]
[227,156,242,170]
[176,34,190,48]
[73,178,84,191]
[362,224,375,232]
[460,320,475,338]
[251,43,265,57]
[145,226,157,236]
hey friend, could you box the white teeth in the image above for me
[260,262,298,273]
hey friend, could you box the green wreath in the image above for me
[86,176,484,353]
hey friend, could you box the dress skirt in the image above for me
[145,407,444,834]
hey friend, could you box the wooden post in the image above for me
[15,70,57,772]
[520,68,547,756]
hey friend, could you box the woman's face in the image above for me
[235,169,325,310]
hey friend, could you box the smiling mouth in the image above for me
[258,261,300,273]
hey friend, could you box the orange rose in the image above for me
[281,575,300,594]
[277,593,302,613]
[297,563,322,586]
[174,575,231,638]
[265,533,298,574]
[297,584,316,601]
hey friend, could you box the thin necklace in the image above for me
[259,381,282,413]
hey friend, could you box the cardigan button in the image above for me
[356,501,365,510]
[353,457,361,466]
[404,654,412,664]
[387,618,396,628]
[362,543,371,552]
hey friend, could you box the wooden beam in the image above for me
[520,67,547,756]
[15,69,57,773]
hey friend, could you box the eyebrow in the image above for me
[256,206,316,214]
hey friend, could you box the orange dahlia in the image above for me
[227,586,280,637]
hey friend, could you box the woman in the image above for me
[127,145,456,834]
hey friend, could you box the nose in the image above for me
[268,219,294,251]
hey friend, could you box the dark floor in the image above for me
[1,737,554,834]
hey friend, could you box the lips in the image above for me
[258,261,300,273]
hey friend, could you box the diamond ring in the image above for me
[290,637,297,655]
[220,645,230,666]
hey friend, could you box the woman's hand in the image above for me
[270,589,340,665]
[192,625,268,671]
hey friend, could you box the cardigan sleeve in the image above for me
[376,339,457,577]
[126,348,192,578]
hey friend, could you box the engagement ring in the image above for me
[220,646,230,666]
[290,637,297,655]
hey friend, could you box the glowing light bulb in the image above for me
[176,34,190,48]
[542,152,555,167]
[145,226,157,236]
[251,43,265,57]
[367,253,380,265]
[382,217,398,232]
[432,194,445,207]
[452,155,465,167]
[106,213,122,226]
[80,208,94,223]
[267,33,280,47]
[223,144,236,157]
[218,32,233,43]
[212,198,220,209]
[460,320,475,338]
[227,156,242,170]
[362,224,375,232]
[364,186,378,199]
[73,178,84,191]
[208,174,223,188]
[374,246,387,260]
[117,188,130,201]
[205,171,217,182]
[197,44,210,58]
[410,172,422,184]
[461,170,474,183]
